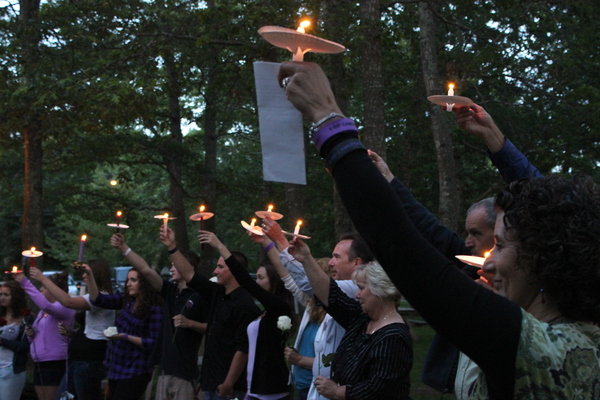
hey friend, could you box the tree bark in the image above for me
[19,0,44,269]
[418,1,460,231]
[164,49,190,253]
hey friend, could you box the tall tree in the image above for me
[418,0,460,231]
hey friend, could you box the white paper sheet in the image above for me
[253,61,306,185]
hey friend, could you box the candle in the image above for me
[250,218,257,227]
[163,213,169,231]
[448,84,454,97]
[267,205,273,213]
[12,266,17,273]
[199,206,205,230]
[296,20,310,34]
[116,211,122,226]
[294,220,302,236]
[484,251,490,258]
[30,247,35,268]
[78,236,87,262]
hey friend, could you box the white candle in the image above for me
[250,218,257,227]
[267,205,273,213]
[448,84,454,96]
[297,20,310,34]
[163,213,169,230]
[294,220,302,236]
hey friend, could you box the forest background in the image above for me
[1,0,598,278]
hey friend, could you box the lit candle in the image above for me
[163,213,169,231]
[294,220,302,236]
[12,266,17,273]
[448,84,454,96]
[116,211,122,226]
[30,247,35,268]
[199,206,206,230]
[78,236,87,262]
[484,251,490,258]
[296,20,310,34]
[250,218,257,227]
[267,205,273,213]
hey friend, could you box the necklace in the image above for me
[368,310,396,334]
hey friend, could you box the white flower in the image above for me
[277,315,292,331]
[209,276,218,283]
[104,326,118,337]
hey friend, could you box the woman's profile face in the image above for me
[0,286,12,308]
[355,279,376,315]
[126,270,140,297]
[255,266,271,292]
[483,212,538,309]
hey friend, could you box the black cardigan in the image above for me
[225,255,292,395]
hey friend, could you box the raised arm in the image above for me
[83,264,100,302]
[454,104,543,182]
[288,239,331,306]
[15,274,75,319]
[160,226,195,283]
[111,233,162,292]
[29,267,90,311]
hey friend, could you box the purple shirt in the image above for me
[20,277,75,362]
[92,292,162,379]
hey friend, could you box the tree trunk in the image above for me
[323,0,354,238]
[418,1,460,231]
[164,50,190,253]
[19,0,44,270]
[199,67,218,276]
[360,0,386,157]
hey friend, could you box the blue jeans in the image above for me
[204,389,247,400]
[0,366,26,400]
[56,360,106,400]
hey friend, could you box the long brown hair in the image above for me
[124,270,162,319]
[88,259,113,294]
[0,281,28,319]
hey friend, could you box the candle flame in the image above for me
[484,251,490,258]
[251,218,257,227]
[296,220,303,226]
[297,20,310,33]
[12,266,17,273]
[200,205,205,213]
[30,247,35,254]
[117,211,122,217]
[448,83,454,90]
[81,235,87,241]
[164,213,169,219]
[267,205,273,213]
[110,180,118,186]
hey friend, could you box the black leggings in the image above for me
[107,373,152,400]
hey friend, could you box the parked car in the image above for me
[42,271,81,297]
[112,266,132,293]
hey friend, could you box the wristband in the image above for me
[309,112,344,134]
[168,247,179,254]
[312,118,358,151]
[123,333,129,341]
[122,248,132,256]
[263,242,275,253]
[325,139,367,174]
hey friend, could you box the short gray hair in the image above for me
[353,261,402,306]
[467,197,496,229]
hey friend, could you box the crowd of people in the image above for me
[1,59,599,400]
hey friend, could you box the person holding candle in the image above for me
[277,61,600,399]
[14,271,75,400]
[197,230,294,400]
[287,238,412,400]
[87,262,163,400]
[0,281,32,400]
[29,261,115,400]
[161,226,261,400]
[110,233,207,400]
[248,230,329,400]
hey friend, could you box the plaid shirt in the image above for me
[93,292,162,379]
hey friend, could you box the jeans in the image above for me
[204,389,246,400]
[0,365,26,400]
[56,360,106,400]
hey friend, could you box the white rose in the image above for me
[209,276,218,283]
[277,315,292,331]
[104,326,118,337]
